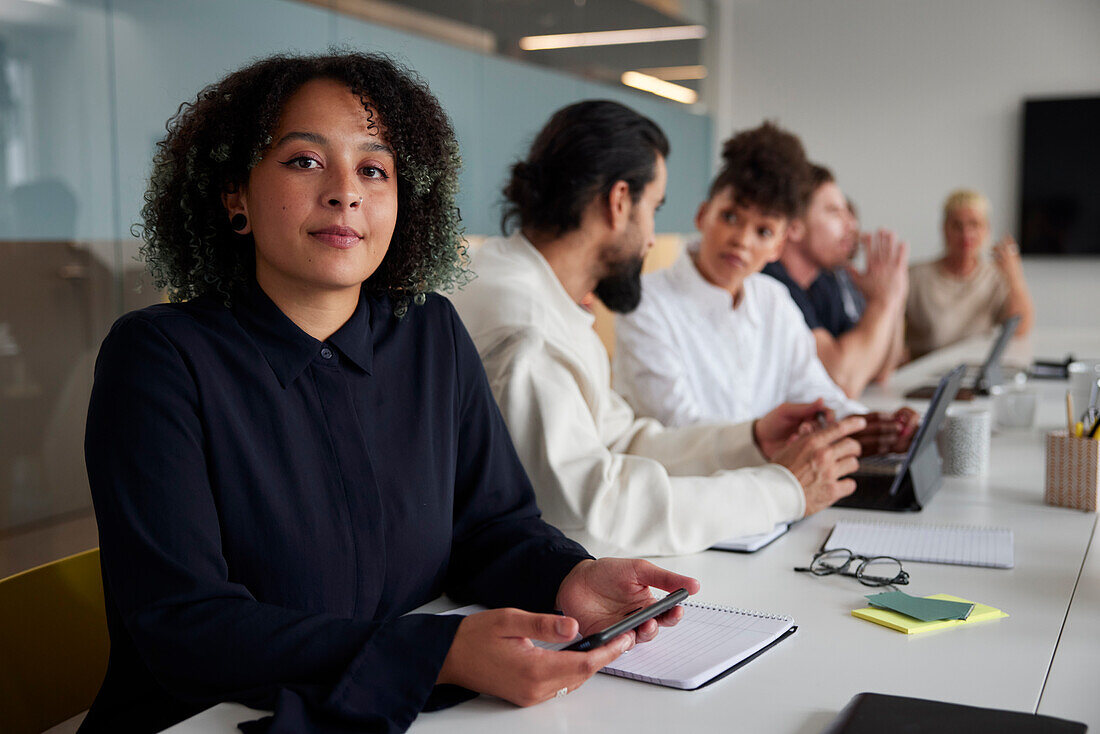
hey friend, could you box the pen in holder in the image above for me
[1045,431,1099,512]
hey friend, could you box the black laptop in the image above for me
[836,365,966,512]
[905,315,1021,400]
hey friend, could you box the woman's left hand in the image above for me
[554,559,701,644]
[891,407,921,453]
[854,407,921,455]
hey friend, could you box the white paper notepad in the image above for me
[824,520,1014,568]
[601,601,795,689]
[712,523,790,552]
[443,600,795,690]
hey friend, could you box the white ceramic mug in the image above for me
[938,407,992,476]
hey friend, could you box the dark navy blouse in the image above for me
[81,284,590,734]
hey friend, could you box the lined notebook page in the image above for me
[824,520,1014,568]
[603,602,793,689]
[443,601,794,690]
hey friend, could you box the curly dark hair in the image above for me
[708,121,811,219]
[138,50,466,312]
[501,100,669,236]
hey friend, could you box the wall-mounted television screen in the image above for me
[1019,96,1100,256]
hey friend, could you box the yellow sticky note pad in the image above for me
[852,593,1008,634]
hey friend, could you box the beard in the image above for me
[594,255,645,314]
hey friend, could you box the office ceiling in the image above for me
[391,0,709,93]
[0,0,710,100]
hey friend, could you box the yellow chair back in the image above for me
[0,548,108,734]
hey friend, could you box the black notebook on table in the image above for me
[821,692,1087,733]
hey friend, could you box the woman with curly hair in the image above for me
[82,52,696,734]
[613,123,915,454]
[614,122,862,425]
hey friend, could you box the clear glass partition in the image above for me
[0,0,714,574]
[1,0,124,565]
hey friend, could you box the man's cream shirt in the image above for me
[448,233,804,557]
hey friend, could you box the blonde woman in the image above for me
[906,189,1034,359]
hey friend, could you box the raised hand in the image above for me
[992,234,1025,284]
[849,228,909,308]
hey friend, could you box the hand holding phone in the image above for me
[564,588,690,652]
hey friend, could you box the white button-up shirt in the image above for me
[614,247,865,428]
[449,233,804,558]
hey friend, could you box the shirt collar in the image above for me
[508,232,596,329]
[233,282,374,388]
[327,294,374,375]
[669,240,740,316]
[762,259,798,291]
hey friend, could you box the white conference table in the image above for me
[165,328,1100,733]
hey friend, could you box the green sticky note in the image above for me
[853,595,1006,634]
[865,591,974,622]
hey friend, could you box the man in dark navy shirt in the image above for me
[763,164,908,398]
[762,260,857,337]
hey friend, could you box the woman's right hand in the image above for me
[992,234,1025,285]
[437,608,631,706]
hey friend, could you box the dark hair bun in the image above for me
[710,121,811,220]
[502,161,542,215]
[501,100,669,236]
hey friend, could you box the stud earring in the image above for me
[230,213,247,231]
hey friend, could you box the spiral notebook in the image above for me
[444,600,796,690]
[824,520,1014,568]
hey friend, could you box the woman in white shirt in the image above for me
[614,123,916,454]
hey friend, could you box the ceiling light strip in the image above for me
[635,64,707,81]
[519,25,706,51]
[621,71,698,104]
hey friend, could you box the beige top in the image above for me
[906,258,1009,359]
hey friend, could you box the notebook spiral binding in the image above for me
[683,600,793,622]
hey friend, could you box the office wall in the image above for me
[720,0,1100,328]
[14,0,711,246]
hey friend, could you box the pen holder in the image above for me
[1045,431,1100,512]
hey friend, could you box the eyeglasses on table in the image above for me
[794,548,910,587]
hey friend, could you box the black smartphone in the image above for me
[563,588,690,652]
